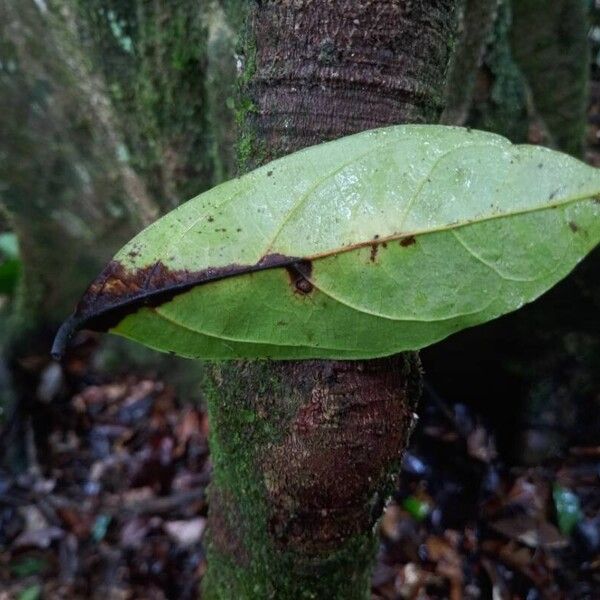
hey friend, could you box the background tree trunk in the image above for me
[441,0,500,126]
[0,0,158,339]
[202,2,458,598]
[0,0,236,466]
[0,0,237,348]
[510,0,589,157]
[446,0,589,155]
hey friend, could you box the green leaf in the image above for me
[18,585,41,600]
[0,232,21,295]
[53,125,600,360]
[401,495,430,521]
[0,259,20,295]
[553,484,583,535]
[10,557,47,578]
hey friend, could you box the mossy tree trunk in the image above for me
[464,0,530,142]
[202,2,458,598]
[0,0,160,450]
[445,0,589,154]
[0,0,158,340]
[441,0,500,126]
[510,0,589,157]
[0,0,236,343]
[0,0,236,461]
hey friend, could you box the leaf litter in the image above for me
[1,335,598,599]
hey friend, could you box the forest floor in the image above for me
[0,333,598,600]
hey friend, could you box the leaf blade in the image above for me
[54,125,600,360]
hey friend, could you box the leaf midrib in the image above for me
[301,191,597,262]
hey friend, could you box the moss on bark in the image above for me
[466,0,529,142]
[205,2,238,184]
[510,0,589,156]
[73,0,217,206]
[442,0,500,125]
[453,0,589,153]
[202,358,420,599]
[0,0,155,336]
[0,0,238,342]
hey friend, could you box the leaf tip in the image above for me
[51,315,79,361]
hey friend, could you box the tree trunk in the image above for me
[510,0,589,157]
[464,0,529,142]
[0,0,237,465]
[0,0,158,338]
[0,0,235,340]
[202,2,458,598]
[441,0,499,126]
[444,0,588,154]
[0,0,161,454]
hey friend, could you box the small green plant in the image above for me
[53,125,600,359]
[0,232,20,298]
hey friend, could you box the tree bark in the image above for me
[0,0,232,340]
[441,0,499,125]
[0,0,237,466]
[202,2,458,598]
[464,0,529,142]
[510,0,589,157]
[0,0,158,337]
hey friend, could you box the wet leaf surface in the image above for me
[55,125,600,360]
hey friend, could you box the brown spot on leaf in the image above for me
[400,235,416,247]
[52,252,309,359]
[370,244,379,262]
[569,221,579,233]
[285,260,314,294]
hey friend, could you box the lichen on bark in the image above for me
[466,0,529,142]
[442,0,500,125]
[73,0,218,206]
[0,0,156,336]
[449,0,589,154]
